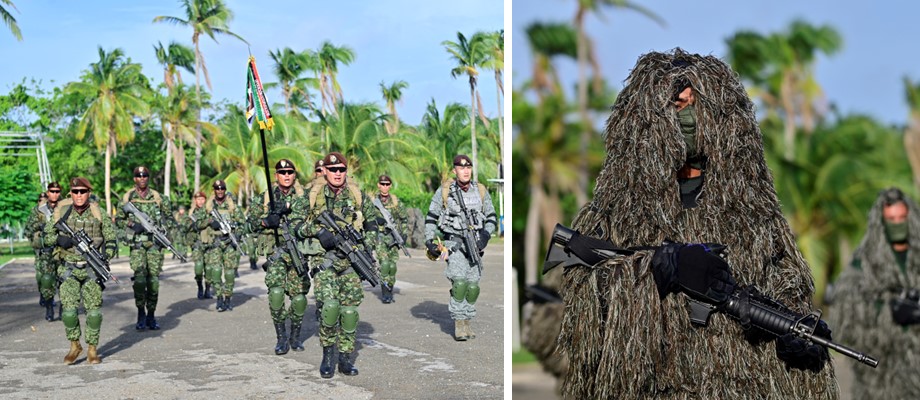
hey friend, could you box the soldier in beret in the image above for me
[25,181,64,320]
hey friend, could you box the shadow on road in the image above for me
[409,300,453,338]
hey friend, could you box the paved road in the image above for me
[0,246,504,400]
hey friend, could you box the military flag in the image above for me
[246,56,274,130]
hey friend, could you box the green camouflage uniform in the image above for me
[171,210,189,259]
[186,207,208,284]
[200,195,244,300]
[247,183,309,326]
[114,188,175,317]
[294,181,380,353]
[425,180,496,321]
[44,201,116,346]
[368,193,408,288]
[26,201,61,304]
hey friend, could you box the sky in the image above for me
[0,0,503,125]
[512,0,920,127]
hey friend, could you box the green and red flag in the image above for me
[246,56,274,130]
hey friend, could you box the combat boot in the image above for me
[290,323,304,351]
[315,301,323,322]
[146,310,161,330]
[64,340,83,364]
[225,295,233,311]
[39,294,45,307]
[87,344,101,364]
[274,323,290,355]
[196,278,204,299]
[135,308,147,331]
[45,301,54,321]
[57,301,63,320]
[250,258,258,270]
[203,283,214,299]
[454,320,469,341]
[381,284,392,304]
[320,345,336,378]
[466,319,476,340]
[338,351,359,376]
[216,296,226,312]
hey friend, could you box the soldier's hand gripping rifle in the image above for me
[277,207,307,278]
[543,223,879,369]
[210,208,242,252]
[123,201,188,262]
[372,197,411,258]
[317,210,381,287]
[449,184,483,274]
[54,219,118,288]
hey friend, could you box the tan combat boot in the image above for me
[64,340,83,364]
[466,320,476,340]
[87,344,101,364]
[454,320,468,341]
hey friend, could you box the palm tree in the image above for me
[154,84,216,197]
[314,41,356,117]
[66,47,150,214]
[153,0,247,192]
[1,0,21,41]
[481,29,504,165]
[418,99,473,189]
[266,47,319,117]
[379,80,409,137]
[903,76,920,192]
[572,0,664,206]
[443,31,489,183]
[153,41,195,94]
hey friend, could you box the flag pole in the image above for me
[247,56,276,212]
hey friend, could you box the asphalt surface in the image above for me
[0,246,504,400]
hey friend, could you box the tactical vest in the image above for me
[441,179,487,208]
[52,200,106,260]
[263,181,304,210]
[440,180,487,233]
[309,180,364,228]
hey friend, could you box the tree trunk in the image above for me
[105,139,113,215]
[781,71,796,161]
[524,160,545,286]
[469,81,479,183]
[575,15,589,208]
[164,137,173,197]
[904,116,920,192]
[495,70,504,166]
[194,39,203,192]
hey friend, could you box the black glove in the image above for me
[775,316,831,372]
[652,242,736,303]
[56,235,74,249]
[890,298,920,326]
[262,213,282,229]
[130,222,146,234]
[477,228,490,250]
[426,239,442,259]
[316,228,337,250]
[209,220,222,230]
[274,205,292,216]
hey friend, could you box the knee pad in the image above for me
[62,309,79,329]
[149,276,160,292]
[291,294,307,317]
[465,283,480,304]
[194,262,204,278]
[451,279,469,302]
[321,300,341,328]
[39,273,55,290]
[85,309,102,330]
[224,268,236,283]
[341,306,359,333]
[133,274,147,291]
[268,287,285,311]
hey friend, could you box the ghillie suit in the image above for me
[522,267,568,380]
[558,49,838,399]
[830,190,920,399]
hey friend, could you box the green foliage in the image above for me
[0,163,39,226]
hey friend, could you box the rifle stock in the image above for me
[123,202,187,262]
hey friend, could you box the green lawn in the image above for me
[513,348,537,364]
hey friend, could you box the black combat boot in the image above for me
[274,323,290,355]
[250,258,258,270]
[235,269,240,278]
[225,295,233,311]
[203,283,214,299]
[381,284,393,304]
[290,323,304,351]
[57,301,63,321]
[44,300,54,321]
[146,309,161,330]
[338,351,359,376]
[135,308,147,330]
[39,294,45,307]
[196,278,204,299]
[315,301,323,322]
[216,296,226,312]
[320,345,336,378]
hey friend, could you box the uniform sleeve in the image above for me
[481,190,498,235]
[246,192,268,234]
[160,194,178,230]
[101,212,118,260]
[43,211,60,247]
[289,195,313,239]
[113,195,128,232]
[396,201,409,239]
[424,189,443,242]
[361,192,380,232]
[25,207,41,248]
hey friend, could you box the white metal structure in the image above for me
[0,131,52,189]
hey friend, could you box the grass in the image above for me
[512,348,538,364]
[0,241,139,266]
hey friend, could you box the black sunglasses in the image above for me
[314,168,323,173]
[379,182,391,186]
[214,186,227,190]
[327,166,347,173]
[276,170,296,176]
[71,189,89,194]
[49,190,61,193]
[135,173,149,178]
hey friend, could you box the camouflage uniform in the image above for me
[368,192,408,301]
[199,194,244,311]
[187,204,212,298]
[114,187,175,330]
[26,200,61,319]
[247,181,309,354]
[171,210,189,259]
[45,196,116,363]
[294,174,380,377]
[425,178,497,339]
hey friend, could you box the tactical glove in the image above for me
[890,298,920,326]
[209,220,222,230]
[56,235,75,249]
[130,222,146,234]
[477,228,490,250]
[262,213,282,229]
[651,242,736,303]
[316,228,337,250]
[426,239,442,259]
[775,316,831,372]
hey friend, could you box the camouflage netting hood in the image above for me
[830,190,920,399]
[559,49,838,398]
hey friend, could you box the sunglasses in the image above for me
[49,190,61,193]
[315,168,323,173]
[214,186,226,190]
[71,189,89,194]
[276,170,296,176]
[379,182,391,186]
[327,166,347,173]
[135,173,149,178]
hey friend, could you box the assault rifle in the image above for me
[372,197,411,257]
[543,223,879,368]
[54,219,118,288]
[210,208,242,251]
[448,184,483,274]
[317,210,381,287]
[277,208,307,278]
[123,202,188,262]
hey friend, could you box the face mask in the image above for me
[885,221,909,243]
[678,105,697,158]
